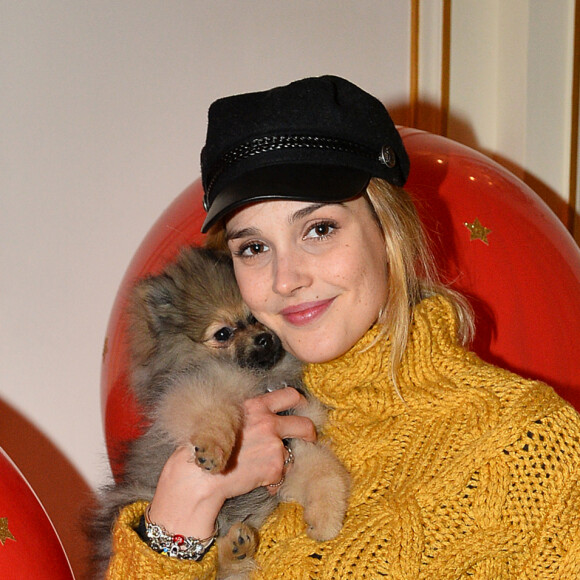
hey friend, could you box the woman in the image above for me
[106,76,580,578]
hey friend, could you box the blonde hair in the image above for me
[363,178,474,387]
[204,177,474,388]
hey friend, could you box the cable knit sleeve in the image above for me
[504,403,580,578]
[105,501,218,580]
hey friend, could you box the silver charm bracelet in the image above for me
[144,504,217,561]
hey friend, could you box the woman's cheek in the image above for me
[234,266,257,303]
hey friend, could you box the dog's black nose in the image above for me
[254,333,273,350]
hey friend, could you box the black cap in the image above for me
[200,75,409,232]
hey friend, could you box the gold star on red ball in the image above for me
[0,517,15,545]
[464,218,492,245]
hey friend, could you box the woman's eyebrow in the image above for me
[289,202,346,224]
[288,203,326,224]
[226,226,261,241]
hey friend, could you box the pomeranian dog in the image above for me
[91,247,350,579]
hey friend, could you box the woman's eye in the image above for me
[305,221,336,239]
[238,242,268,257]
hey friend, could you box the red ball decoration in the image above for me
[400,128,580,407]
[0,447,74,579]
[101,129,580,479]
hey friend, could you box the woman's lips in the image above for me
[280,298,334,326]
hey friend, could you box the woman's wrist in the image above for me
[142,503,218,560]
[148,447,226,538]
[147,490,222,539]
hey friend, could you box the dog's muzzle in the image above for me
[238,332,284,370]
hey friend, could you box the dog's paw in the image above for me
[187,406,242,474]
[218,522,258,565]
[192,437,231,473]
[304,498,346,542]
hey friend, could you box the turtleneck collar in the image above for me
[302,295,463,419]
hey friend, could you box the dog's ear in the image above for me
[132,274,184,336]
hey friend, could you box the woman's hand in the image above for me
[147,387,316,538]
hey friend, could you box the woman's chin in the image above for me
[283,340,347,365]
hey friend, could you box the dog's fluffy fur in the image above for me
[91,247,350,579]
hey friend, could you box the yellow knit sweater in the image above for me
[107,296,580,579]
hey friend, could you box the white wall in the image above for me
[413,0,578,231]
[447,0,576,224]
[1,1,410,494]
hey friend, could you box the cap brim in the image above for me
[201,164,370,232]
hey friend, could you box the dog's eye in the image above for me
[214,327,234,343]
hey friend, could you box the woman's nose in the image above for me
[272,250,311,296]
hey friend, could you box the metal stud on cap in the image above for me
[379,145,396,168]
